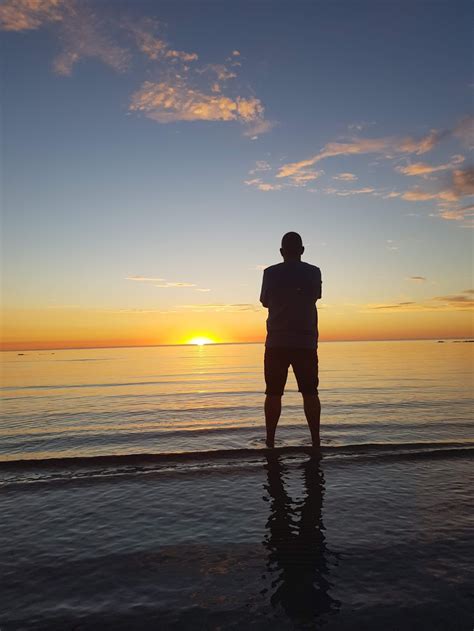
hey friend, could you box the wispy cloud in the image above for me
[128,18,197,63]
[400,188,458,202]
[128,18,167,59]
[126,275,208,290]
[382,167,474,223]
[126,275,166,282]
[348,121,375,132]
[276,130,442,180]
[451,167,474,197]
[245,165,323,190]
[369,301,416,310]
[324,186,376,196]
[202,63,237,81]
[427,168,474,222]
[244,178,283,191]
[407,276,427,282]
[127,18,198,63]
[243,118,275,138]
[396,155,465,179]
[0,0,65,31]
[439,203,474,221]
[332,172,358,181]
[178,303,262,312]
[125,18,270,135]
[165,49,198,62]
[364,289,473,312]
[243,117,471,220]
[453,115,474,149]
[107,308,167,315]
[0,0,130,75]
[249,160,271,175]
[53,5,130,75]
[433,292,474,305]
[130,80,265,125]
[155,282,196,288]
[386,240,399,251]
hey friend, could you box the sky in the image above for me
[1,0,473,350]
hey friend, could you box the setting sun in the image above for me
[187,336,215,346]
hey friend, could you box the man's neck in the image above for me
[283,256,301,263]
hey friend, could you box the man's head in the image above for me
[280,231,304,260]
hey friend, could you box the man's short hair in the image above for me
[281,231,303,254]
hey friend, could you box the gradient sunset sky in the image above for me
[1,0,473,350]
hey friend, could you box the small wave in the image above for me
[1,441,472,471]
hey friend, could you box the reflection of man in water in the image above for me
[260,232,322,447]
[263,454,339,624]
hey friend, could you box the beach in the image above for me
[1,446,473,629]
[1,341,473,629]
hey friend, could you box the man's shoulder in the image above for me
[300,262,321,274]
[264,263,285,274]
[264,261,321,276]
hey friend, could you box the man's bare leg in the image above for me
[265,394,282,448]
[303,394,321,447]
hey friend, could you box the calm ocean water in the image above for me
[1,340,472,461]
[1,341,473,629]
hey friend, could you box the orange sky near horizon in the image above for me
[1,304,472,351]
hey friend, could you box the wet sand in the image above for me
[1,446,473,630]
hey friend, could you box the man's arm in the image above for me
[260,269,269,307]
[315,268,322,301]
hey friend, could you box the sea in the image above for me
[1,340,473,630]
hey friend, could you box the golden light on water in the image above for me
[187,336,215,346]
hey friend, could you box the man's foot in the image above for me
[265,439,275,448]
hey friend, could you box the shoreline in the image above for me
[1,446,473,630]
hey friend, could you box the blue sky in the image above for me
[1,0,473,347]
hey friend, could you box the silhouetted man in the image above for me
[260,232,322,447]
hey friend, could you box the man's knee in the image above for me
[265,394,282,408]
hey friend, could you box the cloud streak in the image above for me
[0,0,65,31]
[53,5,131,76]
[130,80,265,125]
[276,130,442,180]
[126,276,166,282]
[154,282,196,288]
[125,17,270,134]
[178,303,262,312]
[333,172,358,181]
[128,18,198,63]
[365,289,473,312]
[324,186,376,197]
[396,155,465,178]
[244,178,283,191]
[0,0,130,75]
[126,275,208,290]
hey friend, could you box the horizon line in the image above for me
[2,336,473,353]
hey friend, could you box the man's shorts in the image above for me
[264,347,319,396]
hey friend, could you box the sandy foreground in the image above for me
[1,446,473,630]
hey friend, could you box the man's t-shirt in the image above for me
[260,261,322,349]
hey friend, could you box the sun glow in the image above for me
[187,336,215,346]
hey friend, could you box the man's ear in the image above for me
[280,248,284,257]
[301,246,305,254]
